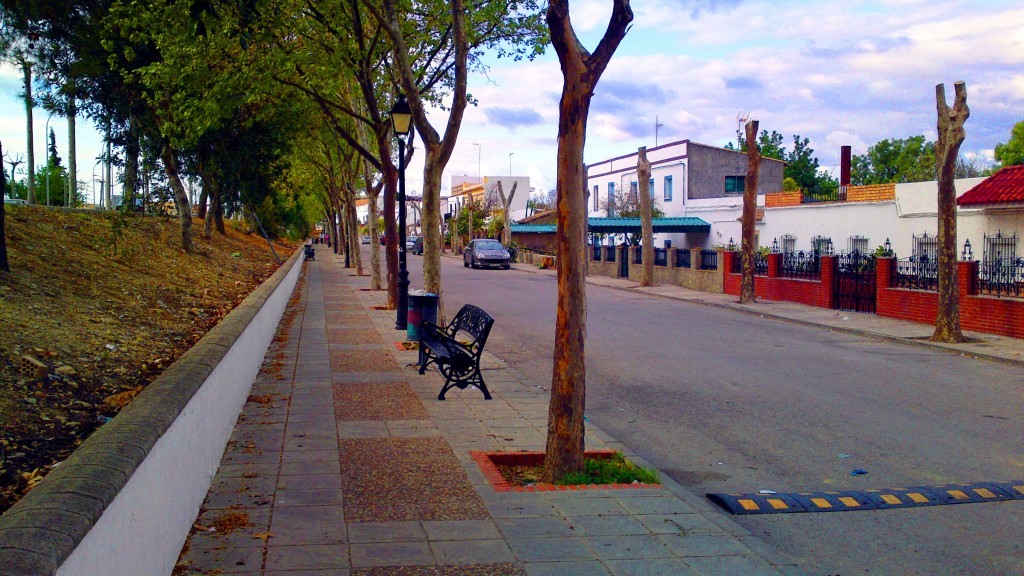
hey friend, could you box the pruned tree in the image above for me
[495,180,518,245]
[542,0,632,484]
[740,119,761,304]
[932,81,969,343]
[637,147,653,286]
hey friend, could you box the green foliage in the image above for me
[994,120,1024,167]
[557,453,660,486]
[453,201,487,237]
[782,177,799,191]
[851,135,936,185]
[105,211,134,258]
[729,129,834,189]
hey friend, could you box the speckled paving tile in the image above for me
[329,328,385,344]
[338,437,489,522]
[351,564,526,576]
[330,349,401,373]
[333,382,430,421]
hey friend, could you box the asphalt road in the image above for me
[398,251,1024,575]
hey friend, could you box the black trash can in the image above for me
[407,293,439,340]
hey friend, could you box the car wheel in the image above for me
[464,257,469,268]
[471,256,478,269]
[502,264,510,270]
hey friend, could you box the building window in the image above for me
[725,175,745,194]
[781,234,796,254]
[811,235,832,254]
[593,185,599,211]
[913,233,938,261]
[848,235,869,254]
[649,178,655,200]
[664,176,673,202]
[608,182,616,217]
[629,181,638,203]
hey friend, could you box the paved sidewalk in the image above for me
[175,245,800,576]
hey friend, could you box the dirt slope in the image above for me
[0,206,295,512]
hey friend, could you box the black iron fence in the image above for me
[780,251,821,280]
[802,185,846,204]
[592,245,601,261]
[654,248,668,267]
[893,255,938,291]
[731,252,769,275]
[979,258,1024,298]
[676,249,691,269]
[604,246,616,263]
[634,248,642,264]
[700,250,718,270]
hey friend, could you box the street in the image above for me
[398,249,1024,575]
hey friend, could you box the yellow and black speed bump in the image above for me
[709,480,1024,515]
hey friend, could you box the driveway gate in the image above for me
[834,251,876,313]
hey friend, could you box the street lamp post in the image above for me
[390,94,413,331]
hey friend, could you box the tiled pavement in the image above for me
[175,247,797,576]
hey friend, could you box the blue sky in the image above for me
[2,0,1022,199]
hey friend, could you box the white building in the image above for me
[445,175,531,221]
[585,140,785,248]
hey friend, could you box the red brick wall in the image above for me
[723,251,834,308]
[876,259,1024,339]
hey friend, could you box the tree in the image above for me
[0,140,8,273]
[851,136,936,185]
[542,0,632,484]
[637,147,653,287]
[932,82,969,344]
[739,120,761,304]
[994,120,1024,167]
[493,180,518,246]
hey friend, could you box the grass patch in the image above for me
[494,452,659,487]
[557,452,659,486]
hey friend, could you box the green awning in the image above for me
[510,217,710,235]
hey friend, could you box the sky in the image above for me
[2,0,1022,201]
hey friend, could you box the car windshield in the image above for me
[476,241,504,250]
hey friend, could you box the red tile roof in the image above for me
[957,165,1024,206]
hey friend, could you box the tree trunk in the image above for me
[541,0,632,484]
[740,120,761,304]
[0,141,9,273]
[23,63,36,205]
[379,136,399,308]
[497,180,518,246]
[422,143,444,314]
[161,144,193,253]
[124,128,140,210]
[67,91,77,207]
[931,81,969,343]
[366,174,383,290]
[215,188,226,235]
[637,147,653,287]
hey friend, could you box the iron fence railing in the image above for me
[700,250,718,270]
[893,255,938,291]
[634,248,642,265]
[802,185,846,204]
[780,251,821,280]
[676,249,691,269]
[654,248,668,267]
[730,252,769,275]
[978,258,1024,298]
[592,245,602,261]
[604,246,616,263]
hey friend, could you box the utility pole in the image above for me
[655,115,664,147]
[509,152,514,176]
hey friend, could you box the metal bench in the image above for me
[418,304,494,400]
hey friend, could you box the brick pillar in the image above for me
[820,254,837,309]
[958,260,978,297]
[767,253,782,277]
[668,248,678,269]
[690,248,702,270]
[722,250,736,274]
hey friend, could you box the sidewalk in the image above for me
[175,245,800,576]
[519,261,1024,367]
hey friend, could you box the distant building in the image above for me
[446,175,531,221]
[586,140,785,248]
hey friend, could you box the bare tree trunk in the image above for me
[637,147,653,287]
[932,81,969,343]
[541,0,632,484]
[366,176,383,289]
[422,145,444,313]
[124,126,140,210]
[740,120,761,304]
[347,191,362,274]
[380,140,399,308]
[497,180,518,246]
[67,91,77,207]
[161,144,193,253]
[23,63,36,205]
[0,141,9,273]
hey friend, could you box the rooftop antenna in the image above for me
[655,116,664,147]
[736,112,750,146]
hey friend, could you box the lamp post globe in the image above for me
[390,95,413,331]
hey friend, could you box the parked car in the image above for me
[463,239,511,270]
[3,198,27,205]
[406,236,424,255]
[361,235,370,244]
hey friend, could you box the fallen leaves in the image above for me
[103,386,144,410]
